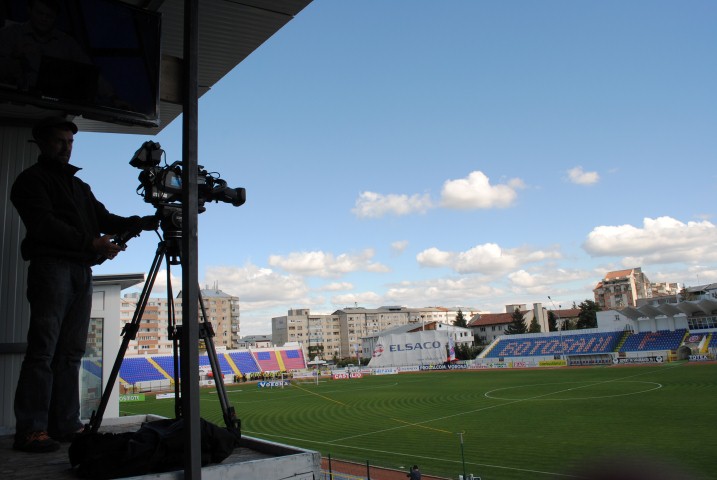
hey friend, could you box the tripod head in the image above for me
[155,204,183,264]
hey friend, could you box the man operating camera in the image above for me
[10,116,158,453]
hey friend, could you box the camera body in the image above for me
[130,141,246,213]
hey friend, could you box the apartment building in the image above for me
[120,288,240,355]
[272,309,342,359]
[593,267,652,309]
[650,281,680,298]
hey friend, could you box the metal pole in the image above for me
[457,431,467,480]
[181,0,201,477]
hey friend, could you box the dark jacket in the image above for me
[11,155,141,264]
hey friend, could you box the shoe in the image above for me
[50,427,86,443]
[13,431,61,452]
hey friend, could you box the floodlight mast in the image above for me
[548,296,564,360]
[457,431,467,480]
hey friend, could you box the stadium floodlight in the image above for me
[457,431,467,480]
[548,296,565,360]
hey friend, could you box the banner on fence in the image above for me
[119,394,146,403]
[332,372,363,380]
[419,363,468,371]
[689,354,709,362]
[258,380,291,388]
[373,367,399,375]
[614,356,664,364]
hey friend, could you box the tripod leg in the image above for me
[164,262,182,420]
[87,242,167,434]
[198,290,241,437]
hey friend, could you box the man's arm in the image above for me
[11,171,97,254]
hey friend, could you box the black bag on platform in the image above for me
[69,418,240,479]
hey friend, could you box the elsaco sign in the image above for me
[389,341,442,352]
[368,331,447,368]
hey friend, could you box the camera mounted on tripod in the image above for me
[130,140,246,219]
[87,141,245,439]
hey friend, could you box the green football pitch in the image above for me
[119,362,716,479]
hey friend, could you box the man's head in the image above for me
[32,116,78,164]
[28,0,61,36]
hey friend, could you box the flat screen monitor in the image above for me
[0,0,161,127]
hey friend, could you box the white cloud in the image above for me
[567,166,600,185]
[352,191,433,218]
[132,269,182,297]
[391,240,409,255]
[331,291,383,307]
[583,216,717,265]
[416,247,456,268]
[417,243,561,275]
[508,268,590,295]
[268,249,389,277]
[383,276,501,308]
[440,171,524,209]
[508,269,541,288]
[321,282,354,291]
[204,264,310,309]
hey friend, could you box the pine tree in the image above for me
[576,299,600,329]
[505,307,527,335]
[453,309,467,327]
[528,317,541,333]
[548,310,557,331]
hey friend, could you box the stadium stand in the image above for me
[619,329,687,352]
[254,350,281,371]
[228,351,260,374]
[484,331,623,358]
[280,348,307,370]
[82,359,102,379]
[199,353,235,376]
[153,355,176,378]
[119,356,166,384]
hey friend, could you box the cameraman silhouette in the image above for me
[10,116,158,452]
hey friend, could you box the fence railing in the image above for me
[320,455,451,480]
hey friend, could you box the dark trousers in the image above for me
[14,258,92,435]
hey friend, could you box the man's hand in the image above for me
[139,215,160,231]
[92,234,124,260]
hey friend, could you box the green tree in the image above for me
[455,343,483,360]
[453,309,468,327]
[505,307,527,335]
[547,310,558,332]
[576,299,601,329]
[307,344,324,359]
[679,286,695,302]
[528,317,541,333]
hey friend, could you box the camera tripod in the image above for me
[86,221,240,438]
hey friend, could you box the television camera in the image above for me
[130,140,246,215]
[104,141,246,264]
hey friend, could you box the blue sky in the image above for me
[77,1,716,335]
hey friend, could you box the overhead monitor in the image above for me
[0,0,161,127]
